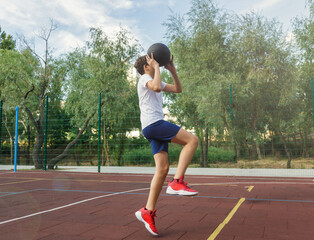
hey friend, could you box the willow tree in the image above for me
[48,28,141,168]
[164,0,233,167]
[229,12,298,166]
[292,0,313,158]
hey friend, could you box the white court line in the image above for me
[191,181,314,186]
[0,187,150,225]
[190,176,314,181]
[0,172,14,175]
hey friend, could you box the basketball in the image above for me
[147,43,171,67]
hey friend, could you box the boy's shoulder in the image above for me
[139,74,152,81]
[139,74,153,86]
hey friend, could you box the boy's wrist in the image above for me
[153,63,160,69]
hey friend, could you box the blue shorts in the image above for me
[143,120,181,155]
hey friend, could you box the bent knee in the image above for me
[190,135,199,147]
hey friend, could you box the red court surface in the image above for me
[0,170,313,240]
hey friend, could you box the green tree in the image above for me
[229,12,297,167]
[0,26,16,50]
[292,0,314,158]
[164,0,231,167]
[47,27,141,168]
[0,21,69,169]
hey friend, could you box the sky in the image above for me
[0,0,310,57]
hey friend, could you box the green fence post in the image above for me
[311,77,314,128]
[0,100,2,150]
[98,93,102,173]
[230,84,233,121]
[43,96,48,171]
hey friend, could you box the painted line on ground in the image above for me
[0,179,43,186]
[0,189,41,198]
[0,186,150,226]
[0,172,15,175]
[247,186,254,192]
[208,198,246,240]
[1,175,314,186]
[4,188,312,204]
[193,181,314,185]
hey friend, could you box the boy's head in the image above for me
[134,55,148,75]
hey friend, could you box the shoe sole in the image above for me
[166,186,198,196]
[135,211,159,236]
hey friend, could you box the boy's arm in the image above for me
[163,56,182,93]
[146,54,162,92]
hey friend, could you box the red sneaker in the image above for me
[135,207,158,236]
[166,176,198,196]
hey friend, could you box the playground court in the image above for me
[0,169,314,240]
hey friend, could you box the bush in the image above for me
[122,144,234,166]
[123,147,154,165]
[207,147,235,163]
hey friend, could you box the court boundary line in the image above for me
[1,175,314,186]
[0,186,150,226]
[1,188,314,204]
[207,198,246,240]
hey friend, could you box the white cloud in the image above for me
[251,0,284,11]
[240,0,285,14]
[0,0,139,55]
[168,0,176,8]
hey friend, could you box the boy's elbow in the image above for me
[176,87,182,93]
[153,86,162,92]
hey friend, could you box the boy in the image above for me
[134,53,199,236]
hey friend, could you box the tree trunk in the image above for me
[33,129,44,169]
[299,130,305,158]
[204,129,209,167]
[10,136,14,165]
[220,114,238,162]
[26,124,31,165]
[102,123,111,166]
[271,131,275,156]
[304,131,309,158]
[117,133,126,166]
[74,129,80,166]
[199,138,204,167]
[24,105,44,169]
[4,117,14,165]
[48,112,96,169]
[277,128,292,168]
[256,141,262,160]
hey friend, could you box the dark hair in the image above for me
[134,55,147,75]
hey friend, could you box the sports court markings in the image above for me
[247,186,254,192]
[0,189,41,198]
[1,175,313,231]
[0,186,151,225]
[208,197,246,240]
[0,179,43,186]
[0,172,14,175]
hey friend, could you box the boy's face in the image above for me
[144,64,155,77]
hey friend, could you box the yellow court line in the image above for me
[0,179,42,186]
[207,198,246,240]
[247,186,254,192]
[190,183,238,187]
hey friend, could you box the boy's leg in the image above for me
[146,150,169,211]
[171,128,199,179]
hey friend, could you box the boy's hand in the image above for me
[165,55,176,72]
[146,53,159,69]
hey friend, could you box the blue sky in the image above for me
[0,0,309,56]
